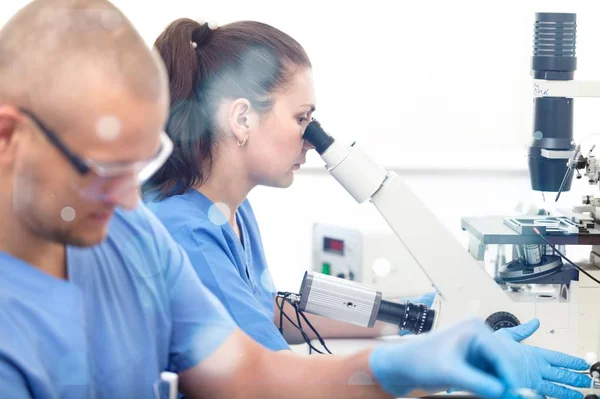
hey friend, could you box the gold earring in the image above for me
[237,134,249,147]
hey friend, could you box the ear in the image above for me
[0,105,21,166]
[228,98,258,143]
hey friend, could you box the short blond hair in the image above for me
[0,0,167,124]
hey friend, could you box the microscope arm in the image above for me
[370,172,514,325]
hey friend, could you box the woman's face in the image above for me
[245,67,315,188]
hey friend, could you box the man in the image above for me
[0,0,591,398]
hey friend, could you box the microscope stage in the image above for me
[461,216,600,245]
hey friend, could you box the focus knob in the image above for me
[485,312,521,331]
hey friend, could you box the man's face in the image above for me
[7,78,168,247]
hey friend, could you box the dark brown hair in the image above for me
[145,18,311,199]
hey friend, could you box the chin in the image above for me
[260,169,299,189]
[262,172,295,189]
[64,226,109,247]
[277,173,295,188]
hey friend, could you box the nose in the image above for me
[101,183,139,210]
[98,172,140,210]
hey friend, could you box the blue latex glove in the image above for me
[403,291,436,308]
[398,291,436,336]
[494,319,591,399]
[369,317,523,398]
[449,319,591,398]
[499,320,542,342]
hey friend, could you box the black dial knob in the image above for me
[590,362,600,378]
[584,395,599,399]
[485,312,521,331]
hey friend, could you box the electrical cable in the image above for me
[533,227,600,285]
[295,306,332,354]
[276,292,329,354]
[292,301,320,353]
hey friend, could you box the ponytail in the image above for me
[147,18,214,199]
[154,18,201,102]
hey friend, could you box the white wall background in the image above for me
[3,1,600,292]
[3,0,600,170]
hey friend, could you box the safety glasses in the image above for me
[19,108,173,201]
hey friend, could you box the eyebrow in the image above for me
[299,104,316,113]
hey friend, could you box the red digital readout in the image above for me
[324,237,344,255]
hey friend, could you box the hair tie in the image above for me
[191,21,219,49]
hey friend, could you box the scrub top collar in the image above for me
[184,189,250,253]
[0,249,83,320]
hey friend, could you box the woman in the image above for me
[144,18,433,351]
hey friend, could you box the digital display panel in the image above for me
[323,237,344,255]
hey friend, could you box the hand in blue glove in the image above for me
[498,319,541,342]
[398,291,436,336]
[369,317,523,398]
[494,319,591,399]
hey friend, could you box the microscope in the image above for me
[293,11,600,396]
[459,13,600,395]
[460,10,600,362]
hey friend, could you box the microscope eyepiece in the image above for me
[303,119,335,155]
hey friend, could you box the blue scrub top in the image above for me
[146,189,290,351]
[0,203,236,398]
